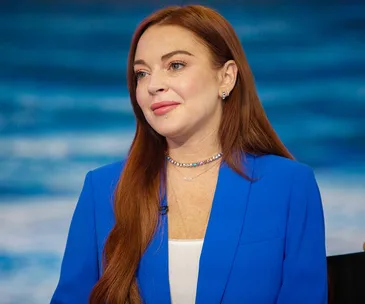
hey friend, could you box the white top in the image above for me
[168,239,204,304]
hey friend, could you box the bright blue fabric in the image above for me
[51,153,327,303]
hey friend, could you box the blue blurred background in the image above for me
[0,0,364,303]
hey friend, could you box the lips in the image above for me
[151,101,180,116]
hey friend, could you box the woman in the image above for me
[51,4,327,304]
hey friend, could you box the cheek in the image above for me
[136,86,149,109]
[135,86,155,124]
[175,73,218,107]
[174,75,204,99]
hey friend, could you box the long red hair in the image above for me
[89,4,293,303]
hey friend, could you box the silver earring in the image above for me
[222,91,227,100]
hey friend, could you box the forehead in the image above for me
[134,25,209,60]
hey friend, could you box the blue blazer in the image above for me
[51,154,327,303]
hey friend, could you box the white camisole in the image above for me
[168,239,204,304]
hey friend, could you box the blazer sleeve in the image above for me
[50,171,99,304]
[276,166,328,304]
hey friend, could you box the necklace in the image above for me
[169,181,212,239]
[166,152,223,168]
[170,160,220,181]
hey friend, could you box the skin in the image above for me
[133,24,239,238]
[133,24,238,165]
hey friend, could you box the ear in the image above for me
[218,60,238,99]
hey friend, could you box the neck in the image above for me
[166,128,221,163]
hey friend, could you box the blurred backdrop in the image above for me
[0,0,364,303]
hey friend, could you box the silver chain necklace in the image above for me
[170,160,220,181]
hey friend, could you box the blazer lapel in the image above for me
[195,154,255,303]
[137,154,255,304]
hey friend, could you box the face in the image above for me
[133,25,224,141]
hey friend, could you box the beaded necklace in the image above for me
[165,152,223,168]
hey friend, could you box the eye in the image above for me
[135,70,148,80]
[169,61,186,71]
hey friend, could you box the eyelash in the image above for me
[168,60,187,71]
[134,60,187,80]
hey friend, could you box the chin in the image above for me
[153,126,182,138]
[150,121,187,139]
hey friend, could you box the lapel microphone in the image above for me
[159,205,169,215]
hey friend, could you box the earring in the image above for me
[222,91,228,100]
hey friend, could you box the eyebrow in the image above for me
[133,50,193,67]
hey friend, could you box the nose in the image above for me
[147,70,168,95]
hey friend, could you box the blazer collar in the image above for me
[137,153,256,303]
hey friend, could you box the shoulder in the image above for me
[86,159,126,195]
[90,159,126,179]
[250,153,315,184]
[243,155,323,232]
[245,153,319,203]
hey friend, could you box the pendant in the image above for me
[183,176,193,181]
